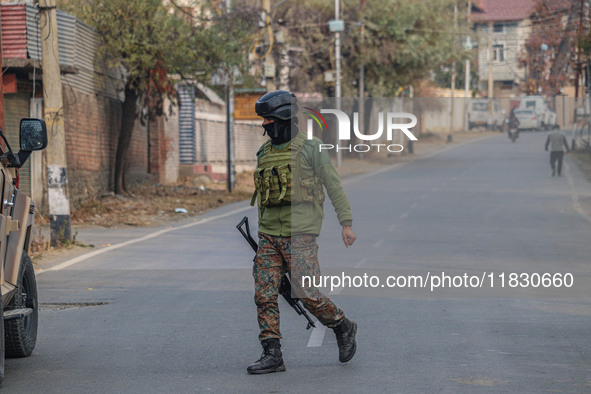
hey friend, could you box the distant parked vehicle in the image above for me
[518,96,558,130]
[514,109,539,131]
[468,99,506,131]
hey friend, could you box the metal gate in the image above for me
[177,85,196,165]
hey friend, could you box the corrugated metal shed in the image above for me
[22,4,122,100]
[75,21,97,73]
[62,18,99,97]
[178,85,196,165]
[56,10,76,67]
[25,4,41,61]
[25,5,76,65]
[1,4,27,59]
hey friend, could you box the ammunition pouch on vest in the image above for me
[251,133,325,211]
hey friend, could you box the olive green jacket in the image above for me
[256,134,353,236]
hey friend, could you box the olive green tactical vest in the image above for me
[251,132,325,209]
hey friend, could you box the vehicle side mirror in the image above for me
[501,109,506,115]
[19,118,47,152]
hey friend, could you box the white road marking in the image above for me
[307,325,327,347]
[373,239,384,247]
[355,258,368,268]
[307,285,343,347]
[36,206,253,275]
[565,161,591,224]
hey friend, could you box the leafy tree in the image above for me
[57,0,257,193]
[519,0,577,96]
[434,59,479,92]
[274,0,466,97]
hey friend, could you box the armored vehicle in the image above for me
[0,118,47,384]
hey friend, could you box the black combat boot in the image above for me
[333,317,357,363]
[247,339,286,374]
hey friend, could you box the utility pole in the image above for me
[464,0,471,133]
[488,21,494,100]
[448,4,458,143]
[39,0,72,246]
[335,0,342,167]
[465,1,471,98]
[263,0,276,91]
[575,0,585,99]
[226,0,234,192]
[488,20,494,131]
[358,0,365,158]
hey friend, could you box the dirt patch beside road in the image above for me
[569,150,591,184]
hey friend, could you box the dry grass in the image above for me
[569,149,591,184]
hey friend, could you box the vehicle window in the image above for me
[472,102,487,111]
[525,101,536,110]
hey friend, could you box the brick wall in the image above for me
[62,88,149,207]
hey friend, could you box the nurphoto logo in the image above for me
[303,107,418,153]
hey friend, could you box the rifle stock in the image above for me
[236,216,316,330]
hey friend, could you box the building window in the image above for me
[493,23,504,33]
[493,44,505,62]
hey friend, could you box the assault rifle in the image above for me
[236,216,316,330]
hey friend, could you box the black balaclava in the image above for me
[264,118,299,146]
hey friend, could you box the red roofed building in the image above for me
[471,0,536,96]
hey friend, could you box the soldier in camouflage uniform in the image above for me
[247,90,357,374]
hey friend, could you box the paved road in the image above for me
[3,132,591,393]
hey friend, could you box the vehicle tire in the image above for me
[0,293,5,384]
[4,253,38,358]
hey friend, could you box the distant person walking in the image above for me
[545,130,570,176]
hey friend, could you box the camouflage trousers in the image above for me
[253,233,345,341]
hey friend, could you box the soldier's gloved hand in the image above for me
[342,226,356,248]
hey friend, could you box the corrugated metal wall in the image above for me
[23,4,121,99]
[56,10,76,67]
[1,4,27,59]
[26,5,76,64]
[178,85,196,165]
[25,4,41,61]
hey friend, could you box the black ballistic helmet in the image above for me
[255,90,298,120]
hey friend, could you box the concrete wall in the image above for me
[185,99,267,181]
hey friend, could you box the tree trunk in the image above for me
[549,3,577,94]
[114,84,139,194]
